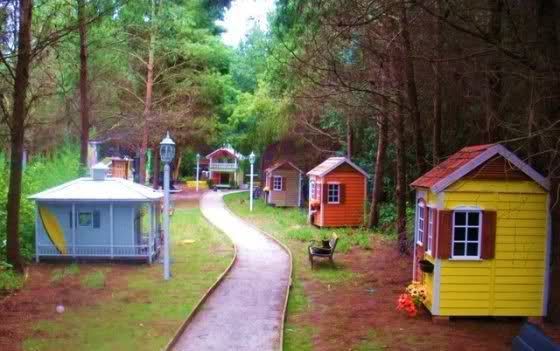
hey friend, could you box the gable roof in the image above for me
[411,144,549,193]
[29,177,163,202]
[307,157,369,178]
[206,147,238,160]
[265,160,303,174]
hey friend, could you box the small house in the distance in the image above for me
[410,144,550,319]
[206,147,243,188]
[307,157,368,227]
[263,160,304,207]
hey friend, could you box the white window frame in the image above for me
[451,208,482,260]
[327,182,340,204]
[273,176,283,191]
[78,211,93,227]
[416,200,425,246]
[310,181,316,200]
[426,207,434,254]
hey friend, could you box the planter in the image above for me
[418,259,434,273]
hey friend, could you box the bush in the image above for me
[0,142,83,263]
[0,264,23,293]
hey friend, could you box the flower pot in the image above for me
[419,259,434,273]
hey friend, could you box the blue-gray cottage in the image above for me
[29,163,163,263]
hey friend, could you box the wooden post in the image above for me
[110,203,114,259]
[72,203,76,257]
[35,203,39,262]
[547,178,560,321]
[148,202,153,264]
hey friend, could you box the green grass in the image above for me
[23,207,234,351]
[50,263,80,283]
[224,192,383,350]
[0,268,24,293]
[354,331,386,350]
[81,271,106,289]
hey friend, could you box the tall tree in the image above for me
[78,0,90,167]
[6,0,33,271]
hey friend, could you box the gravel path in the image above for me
[171,191,291,351]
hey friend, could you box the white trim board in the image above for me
[431,144,550,193]
[307,157,369,178]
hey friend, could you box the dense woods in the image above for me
[1,0,560,268]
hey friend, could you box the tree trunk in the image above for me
[400,0,427,174]
[346,115,353,158]
[483,0,503,143]
[139,0,157,184]
[395,94,408,255]
[152,149,160,189]
[432,0,443,165]
[78,0,90,167]
[6,0,33,272]
[368,111,387,228]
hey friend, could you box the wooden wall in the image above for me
[548,178,560,321]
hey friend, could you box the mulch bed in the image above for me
[0,263,135,351]
[298,237,560,351]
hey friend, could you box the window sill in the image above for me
[448,257,482,261]
[327,202,340,205]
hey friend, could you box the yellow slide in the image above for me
[39,207,68,255]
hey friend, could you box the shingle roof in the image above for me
[264,160,303,174]
[411,144,549,192]
[307,157,368,177]
[29,177,163,202]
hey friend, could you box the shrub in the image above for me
[0,142,83,263]
[0,267,23,293]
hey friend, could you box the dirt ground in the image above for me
[0,263,137,351]
[299,237,560,351]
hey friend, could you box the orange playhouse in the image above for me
[307,157,368,227]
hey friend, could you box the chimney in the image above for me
[91,162,109,181]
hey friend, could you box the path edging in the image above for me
[163,196,238,351]
[222,191,294,351]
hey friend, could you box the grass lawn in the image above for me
[224,192,389,350]
[21,207,234,351]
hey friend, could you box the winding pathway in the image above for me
[171,191,291,351]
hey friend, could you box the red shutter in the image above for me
[481,210,497,259]
[322,182,328,204]
[339,184,345,204]
[436,210,453,259]
[282,177,286,191]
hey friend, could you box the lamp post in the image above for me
[196,153,200,192]
[249,151,255,212]
[160,131,175,280]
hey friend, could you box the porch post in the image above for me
[110,203,114,259]
[72,203,76,257]
[298,172,302,207]
[35,203,39,262]
[148,202,153,264]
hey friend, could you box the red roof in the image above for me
[410,144,496,189]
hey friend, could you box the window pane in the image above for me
[79,212,92,226]
[455,212,466,225]
[467,243,478,256]
[467,227,479,241]
[468,212,480,226]
[454,227,466,241]
[453,242,465,256]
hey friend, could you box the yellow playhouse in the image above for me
[410,144,551,318]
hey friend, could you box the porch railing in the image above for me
[209,162,238,170]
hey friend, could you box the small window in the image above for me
[273,176,283,191]
[78,212,93,227]
[426,208,434,254]
[416,201,425,245]
[327,183,340,204]
[452,210,481,258]
[310,181,316,199]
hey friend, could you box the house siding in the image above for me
[269,168,300,207]
[321,164,366,227]
[435,179,548,317]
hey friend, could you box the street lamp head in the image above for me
[196,153,200,161]
[160,131,176,164]
[249,151,256,165]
